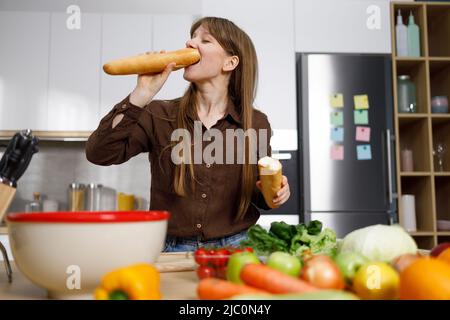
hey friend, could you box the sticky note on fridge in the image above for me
[330,145,344,160]
[357,144,372,160]
[330,93,344,108]
[330,111,344,126]
[331,127,344,142]
[354,110,369,125]
[356,126,371,142]
[354,94,369,109]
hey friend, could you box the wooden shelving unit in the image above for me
[391,2,450,249]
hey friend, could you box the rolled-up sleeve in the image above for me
[85,95,154,165]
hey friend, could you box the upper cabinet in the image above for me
[0,11,50,130]
[152,14,195,101]
[202,0,297,132]
[47,12,102,131]
[295,0,391,54]
[100,14,152,118]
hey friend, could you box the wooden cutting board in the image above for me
[154,252,196,273]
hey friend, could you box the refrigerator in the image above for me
[297,53,397,238]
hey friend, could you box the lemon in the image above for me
[352,262,399,300]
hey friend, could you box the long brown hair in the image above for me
[173,17,258,221]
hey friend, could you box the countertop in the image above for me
[0,253,199,300]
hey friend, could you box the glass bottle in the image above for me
[397,75,417,113]
[25,192,43,212]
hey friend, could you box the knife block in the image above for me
[0,184,16,222]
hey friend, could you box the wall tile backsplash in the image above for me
[4,141,151,214]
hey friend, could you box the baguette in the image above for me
[103,48,201,75]
[258,156,283,209]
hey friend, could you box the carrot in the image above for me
[197,278,270,300]
[241,264,319,294]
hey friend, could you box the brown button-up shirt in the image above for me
[85,95,273,240]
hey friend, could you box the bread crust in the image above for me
[103,48,201,75]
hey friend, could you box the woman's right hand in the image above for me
[129,50,176,107]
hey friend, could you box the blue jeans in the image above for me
[163,230,248,252]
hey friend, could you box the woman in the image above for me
[86,17,290,252]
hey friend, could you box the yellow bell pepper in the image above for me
[94,263,161,300]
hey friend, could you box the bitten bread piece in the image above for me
[103,48,201,75]
[258,156,283,209]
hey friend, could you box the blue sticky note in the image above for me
[331,111,344,126]
[357,144,372,160]
[354,110,369,125]
[330,127,344,142]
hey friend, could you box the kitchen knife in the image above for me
[0,130,39,220]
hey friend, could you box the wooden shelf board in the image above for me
[434,172,450,177]
[395,57,426,62]
[400,171,431,176]
[436,232,450,236]
[409,232,435,236]
[429,57,450,62]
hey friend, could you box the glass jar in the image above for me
[85,183,103,211]
[397,75,417,113]
[68,183,86,211]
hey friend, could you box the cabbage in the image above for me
[339,224,417,262]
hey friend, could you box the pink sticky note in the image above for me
[330,145,344,160]
[356,126,371,142]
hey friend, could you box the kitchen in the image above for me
[0,0,450,303]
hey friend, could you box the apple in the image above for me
[334,251,368,284]
[226,251,260,284]
[266,252,302,277]
[430,242,450,257]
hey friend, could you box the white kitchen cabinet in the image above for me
[100,14,152,118]
[202,0,297,132]
[0,11,50,131]
[294,0,391,54]
[47,12,101,131]
[152,14,195,101]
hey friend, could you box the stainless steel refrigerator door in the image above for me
[300,54,393,212]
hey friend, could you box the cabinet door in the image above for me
[294,0,391,53]
[0,11,50,130]
[47,12,101,131]
[100,14,152,117]
[152,14,195,101]
[202,0,297,131]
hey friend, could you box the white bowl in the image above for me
[6,211,170,299]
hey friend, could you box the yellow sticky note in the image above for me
[330,93,344,108]
[354,94,369,109]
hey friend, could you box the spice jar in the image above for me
[68,183,86,211]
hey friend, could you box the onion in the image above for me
[300,255,345,290]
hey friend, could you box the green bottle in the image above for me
[407,11,420,57]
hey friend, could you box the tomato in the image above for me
[194,248,210,266]
[216,266,227,279]
[232,248,243,254]
[242,247,254,253]
[301,255,345,290]
[212,248,231,267]
[196,266,216,279]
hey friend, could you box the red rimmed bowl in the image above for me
[6,211,170,299]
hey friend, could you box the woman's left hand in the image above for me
[273,175,290,206]
[256,175,291,206]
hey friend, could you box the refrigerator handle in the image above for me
[386,129,394,204]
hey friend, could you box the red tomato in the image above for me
[196,266,216,279]
[216,266,227,279]
[194,248,210,266]
[243,247,254,253]
[232,248,243,254]
[212,248,230,267]
[301,255,345,290]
